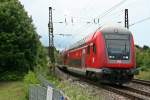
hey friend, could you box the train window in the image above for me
[93,44,96,54]
[87,45,90,55]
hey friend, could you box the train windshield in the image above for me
[104,34,130,60]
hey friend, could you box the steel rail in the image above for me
[132,79,150,86]
[101,85,144,100]
[122,85,150,97]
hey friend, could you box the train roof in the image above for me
[98,25,131,34]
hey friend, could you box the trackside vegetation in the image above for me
[135,45,150,80]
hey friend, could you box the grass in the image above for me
[58,81,102,100]
[0,81,26,100]
[135,69,150,80]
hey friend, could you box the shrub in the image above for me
[23,71,39,99]
[0,71,24,81]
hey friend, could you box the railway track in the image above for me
[56,66,150,100]
[132,79,150,86]
[101,85,148,100]
[83,79,150,100]
[107,85,150,100]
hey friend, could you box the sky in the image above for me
[19,0,150,50]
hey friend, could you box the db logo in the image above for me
[117,60,122,63]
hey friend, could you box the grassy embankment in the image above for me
[0,71,39,100]
[0,81,26,100]
[22,69,103,100]
[46,72,103,100]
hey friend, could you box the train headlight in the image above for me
[109,56,115,59]
[123,56,128,59]
[109,56,112,58]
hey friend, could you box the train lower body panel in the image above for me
[96,68,136,84]
[60,64,136,84]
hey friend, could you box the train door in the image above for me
[86,44,92,67]
[81,49,86,68]
[92,43,96,67]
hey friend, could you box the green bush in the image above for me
[0,71,24,81]
[135,45,150,80]
[46,72,60,86]
[136,45,150,69]
[23,71,39,99]
[24,71,39,84]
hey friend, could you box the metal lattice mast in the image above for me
[48,7,55,63]
[125,9,129,29]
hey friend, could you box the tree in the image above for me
[0,0,48,80]
[143,45,149,51]
[135,45,150,71]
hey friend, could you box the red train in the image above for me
[62,25,136,84]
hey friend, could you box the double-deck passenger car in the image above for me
[62,25,136,84]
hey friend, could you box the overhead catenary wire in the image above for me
[64,0,129,46]
[53,0,130,37]
[55,34,72,36]
[90,0,128,27]
[130,17,150,27]
[99,9,124,21]
[100,11,124,25]
[95,0,128,20]
[54,10,124,25]
[72,0,128,32]
[54,0,139,26]
[55,0,128,27]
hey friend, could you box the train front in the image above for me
[100,26,136,84]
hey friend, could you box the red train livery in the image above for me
[62,25,136,84]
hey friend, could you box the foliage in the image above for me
[0,0,48,80]
[135,45,150,80]
[46,72,60,86]
[45,47,63,64]
[135,45,150,70]
[0,71,23,81]
[135,69,150,80]
[23,71,39,99]
[54,49,64,64]
[24,71,39,84]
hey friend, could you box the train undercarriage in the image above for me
[61,65,137,85]
[93,68,136,85]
